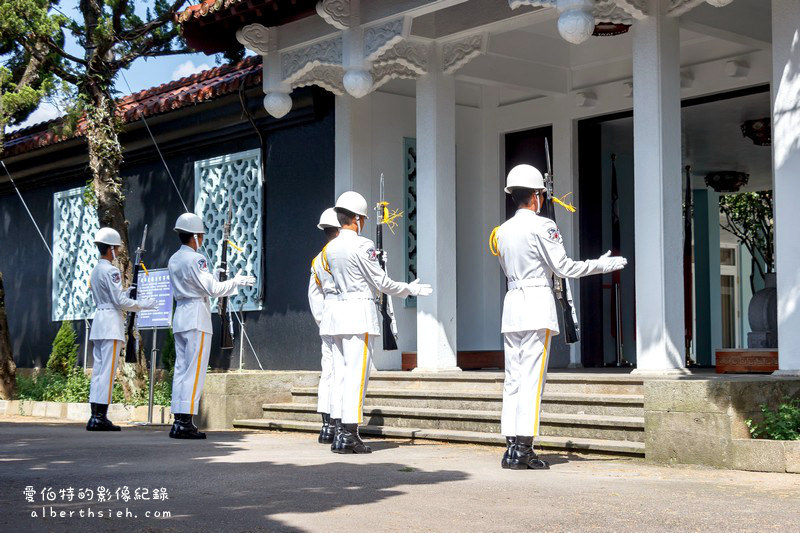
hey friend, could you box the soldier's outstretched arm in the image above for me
[536,220,626,279]
[108,268,156,312]
[355,242,416,298]
[191,258,240,299]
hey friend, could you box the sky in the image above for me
[11,0,225,131]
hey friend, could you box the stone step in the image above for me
[260,403,645,442]
[232,418,645,457]
[366,372,644,395]
[290,387,644,416]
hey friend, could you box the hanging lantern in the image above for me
[741,118,771,147]
[593,23,630,37]
[705,171,749,193]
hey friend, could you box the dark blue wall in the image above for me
[0,87,335,370]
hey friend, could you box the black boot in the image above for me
[330,419,343,452]
[169,414,207,440]
[501,436,516,469]
[334,423,372,454]
[318,413,334,444]
[86,403,121,432]
[509,436,549,470]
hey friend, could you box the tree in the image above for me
[0,6,61,399]
[1,0,194,381]
[719,191,774,293]
[47,321,79,376]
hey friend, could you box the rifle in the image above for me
[543,139,580,344]
[218,197,235,350]
[125,225,148,363]
[376,173,399,351]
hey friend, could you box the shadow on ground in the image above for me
[0,422,469,532]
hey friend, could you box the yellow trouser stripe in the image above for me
[533,329,551,437]
[357,333,369,424]
[190,332,206,413]
[107,340,118,404]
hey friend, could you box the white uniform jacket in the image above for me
[308,249,338,328]
[89,259,150,341]
[320,229,412,336]
[168,245,239,334]
[495,209,605,334]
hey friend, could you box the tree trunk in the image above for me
[85,89,146,394]
[0,103,17,399]
[0,270,17,399]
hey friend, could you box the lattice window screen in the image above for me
[404,138,417,308]
[52,186,99,321]
[194,149,263,312]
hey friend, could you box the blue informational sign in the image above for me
[135,268,173,330]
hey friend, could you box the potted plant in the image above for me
[719,191,776,348]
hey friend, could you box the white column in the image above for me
[772,0,800,376]
[334,94,372,198]
[631,0,685,372]
[552,117,582,368]
[414,42,459,372]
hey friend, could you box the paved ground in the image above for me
[1,417,798,532]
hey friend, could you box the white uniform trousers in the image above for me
[89,339,122,405]
[317,335,335,414]
[501,329,552,437]
[171,330,212,415]
[331,333,374,424]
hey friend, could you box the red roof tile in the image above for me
[3,55,263,158]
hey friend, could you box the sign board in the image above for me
[135,268,173,329]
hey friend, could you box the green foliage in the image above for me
[161,329,175,373]
[15,367,166,405]
[747,398,800,441]
[130,372,172,407]
[46,321,78,376]
[16,369,89,403]
[719,191,774,276]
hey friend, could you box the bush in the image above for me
[747,398,800,440]
[161,329,175,373]
[46,321,79,376]
[16,369,126,404]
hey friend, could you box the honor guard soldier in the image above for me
[87,228,156,431]
[168,213,255,439]
[492,165,627,470]
[321,191,432,454]
[308,208,341,444]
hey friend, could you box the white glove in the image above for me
[214,267,226,281]
[408,279,433,297]
[233,274,256,287]
[597,250,627,273]
[140,298,158,310]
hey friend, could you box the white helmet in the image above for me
[334,191,369,218]
[317,207,341,230]
[94,227,123,246]
[174,212,205,234]
[504,164,545,194]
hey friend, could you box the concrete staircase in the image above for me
[233,372,645,456]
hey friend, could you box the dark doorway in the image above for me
[504,125,571,369]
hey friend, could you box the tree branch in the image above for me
[19,38,80,85]
[118,0,188,42]
[112,0,130,36]
[42,37,89,66]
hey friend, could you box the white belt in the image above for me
[96,304,117,310]
[176,297,207,304]
[508,278,549,290]
[324,294,339,301]
[337,291,374,301]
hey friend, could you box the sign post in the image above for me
[134,269,173,425]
